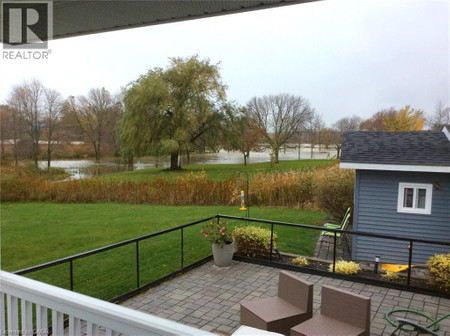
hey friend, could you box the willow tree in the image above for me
[119,55,227,170]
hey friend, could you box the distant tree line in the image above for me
[1,55,449,167]
[1,80,123,167]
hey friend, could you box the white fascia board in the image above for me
[340,162,450,173]
[443,126,450,141]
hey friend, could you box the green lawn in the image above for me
[1,202,326,300]
[99,159,336,181]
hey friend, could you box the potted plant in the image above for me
[201,219,234,267]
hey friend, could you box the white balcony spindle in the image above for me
[106,329,120,336]
[0,293,5,333]
[86,321,100,336]
[6,295,19,332]
[21,299,33,335]
[69,315,81,336]
[36,304,48,336]
[52,310,64,335]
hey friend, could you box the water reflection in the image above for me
[39,148,336,179]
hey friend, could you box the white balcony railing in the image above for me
[0,271,214,336]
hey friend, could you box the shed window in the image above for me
[397,183,432,214]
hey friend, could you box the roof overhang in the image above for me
[340,162,450,174]
[1,0,321,43]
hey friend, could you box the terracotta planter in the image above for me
[212,241,234,267]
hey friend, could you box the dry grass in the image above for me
[1,164,354,211]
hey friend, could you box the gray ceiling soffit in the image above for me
[14,0,321,41]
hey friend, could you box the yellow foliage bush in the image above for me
[292,256,309,267]
[427,254,450,292]
[381,271,399,281]
[329,260,361,274]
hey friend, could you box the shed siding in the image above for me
[353,170,450,264]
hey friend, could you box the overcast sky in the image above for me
[1,0,448,126]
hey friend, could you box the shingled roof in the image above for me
[340,126,450,173]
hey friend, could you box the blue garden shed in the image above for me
[340,126,450,264]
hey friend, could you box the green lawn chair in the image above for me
[321,207,351,234]
[319,208,352,255]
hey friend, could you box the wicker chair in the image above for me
[240,271,313,336]
[290,285,371,336]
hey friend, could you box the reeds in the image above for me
[250,169,314,207]
[1,169,236,205]
[1,165,354,211]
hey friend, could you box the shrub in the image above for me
[427,254,450,292]
[312,164,355,220]
[381,271,399,281]
[292,256,309,267]
[234,226,276,258]
[329,260,361,274]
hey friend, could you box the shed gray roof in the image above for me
[340,130,450,167]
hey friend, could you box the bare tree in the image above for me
[26,80,45,167]
[7,88,26,165]
[247,93,313,163]
[1,103,26,165]
[65,88,122,162]
[223,106,264,165]
[43,88,63,168]
[304,111,325,159]
[428,101,450,131]
[7,80,45,166]
[332,115,363,158]
[320,128,337,150]
[0,105,10,160]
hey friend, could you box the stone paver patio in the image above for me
[121,261,450,335]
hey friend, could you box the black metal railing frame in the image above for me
[217,214,450,287]
[14,214,450,301]
[15,216,215,302]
